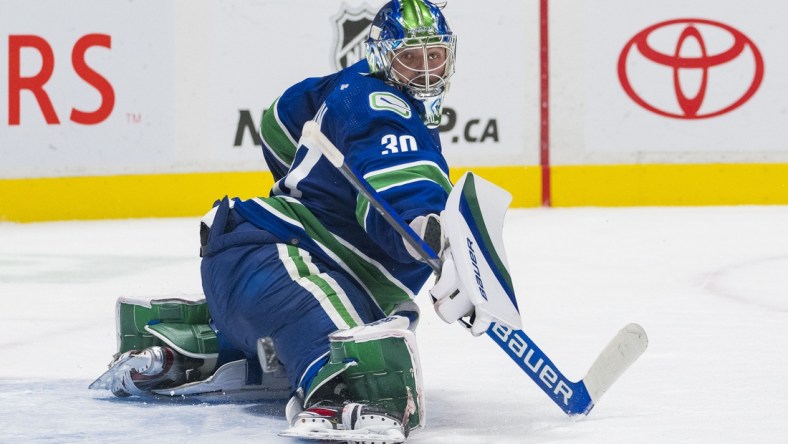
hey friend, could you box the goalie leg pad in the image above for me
[116,297,213,354]
[302,316,425,433]
[115,297,218,376]
[95,297,290,400]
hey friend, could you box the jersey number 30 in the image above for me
[381,134,418,155]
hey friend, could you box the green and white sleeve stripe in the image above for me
[355,160,452,230]
[261,97,299,168]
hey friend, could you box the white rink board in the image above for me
[206,0,540,169]
[0,0,174,178]
[550,0,788,165]
[585,0,788,153]
[4,0,788,182]
[0,0,539,179]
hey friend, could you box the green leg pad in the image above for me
[116,297,214,355]
[306,318,424,433]
[336,337,421,430]
[145,323,218,358]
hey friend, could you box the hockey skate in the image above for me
[280,401,406,444]
[91,346,205,397]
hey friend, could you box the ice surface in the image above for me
[1,207,787,443]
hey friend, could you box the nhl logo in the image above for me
[331,5,377,70]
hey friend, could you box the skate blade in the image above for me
[88,354,151,390]
[279,427,406,443]
[89,355,135,390]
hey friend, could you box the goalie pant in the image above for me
[200,197,385,391]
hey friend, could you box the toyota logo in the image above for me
[618,19,764,119]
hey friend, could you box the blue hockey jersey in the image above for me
[232,60,452,314]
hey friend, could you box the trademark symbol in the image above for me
[126,112,141,124]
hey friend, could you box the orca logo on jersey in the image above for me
[369,92,412,119]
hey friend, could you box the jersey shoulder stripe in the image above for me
[363,160,452,192]
[355,161,451,229]
[261,97,299,168]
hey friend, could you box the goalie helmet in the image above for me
[366,0,457,128]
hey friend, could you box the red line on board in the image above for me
[540,0,551,207]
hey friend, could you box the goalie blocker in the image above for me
[428,172,523,336]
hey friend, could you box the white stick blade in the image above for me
[582,323,648,403]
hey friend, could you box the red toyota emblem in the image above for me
[618,19,764,119]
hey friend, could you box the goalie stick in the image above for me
[300,120,648,416]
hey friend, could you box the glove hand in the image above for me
[405,213,446,261]
[428,246,492,336]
